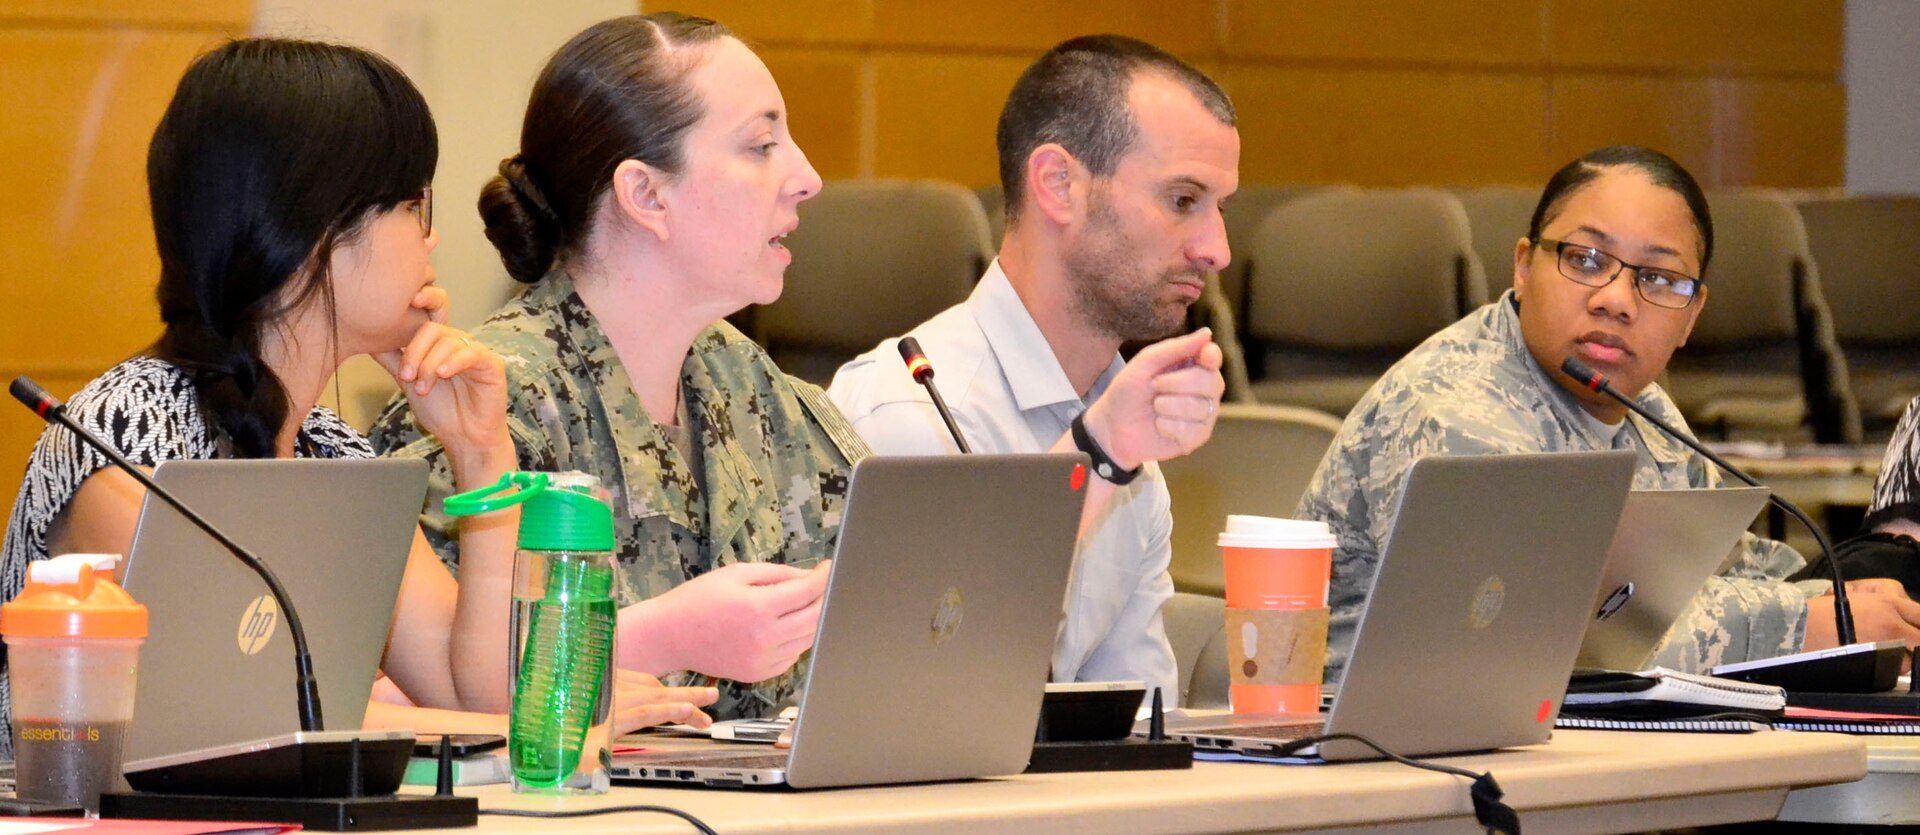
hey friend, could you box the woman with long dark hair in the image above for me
[0,38,713,753]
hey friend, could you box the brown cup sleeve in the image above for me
[1225,607,1329,686]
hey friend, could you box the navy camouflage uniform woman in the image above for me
[372,14,862,720]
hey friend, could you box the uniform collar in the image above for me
[1493,290,1695,471]
[532,271,715,535]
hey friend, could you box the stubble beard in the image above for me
[1064,194,1195,344]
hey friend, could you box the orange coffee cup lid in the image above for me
[1218,515,1337,549]
[0,553,148,639]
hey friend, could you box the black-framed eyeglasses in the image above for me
[1533,238,1701,309]
[406,185,433,237]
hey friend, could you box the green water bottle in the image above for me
[446,471,617,794]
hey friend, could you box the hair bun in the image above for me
[500,156,559,225]
[479,155,562,283]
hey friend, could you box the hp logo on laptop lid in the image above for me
[1467,576,1505,630]
[236,595,278,655]
[930,587,964,644]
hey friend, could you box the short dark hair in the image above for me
[995,35,1234,226]
[148,37,437,458]
[480,13,732,283]
[1527,144,1715,276]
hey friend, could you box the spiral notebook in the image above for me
[1775,707,1920,735]
[1564,667,1786,716]
[1554,716,1768,733]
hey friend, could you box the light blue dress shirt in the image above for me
[828,260,1180,704]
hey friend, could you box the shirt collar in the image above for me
[968,259,1125,412]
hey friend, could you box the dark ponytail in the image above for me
[480,13,731,283]
[147,38,437,457]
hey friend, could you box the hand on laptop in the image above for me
[621,560,832,683]
[1805,583,1920,651]
[613,670,720,736]
[1078,328,1224,470]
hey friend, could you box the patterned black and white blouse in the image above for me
[0,356,371,757]
[1867,396,1920,532]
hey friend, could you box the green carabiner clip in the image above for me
[444,471,552,517]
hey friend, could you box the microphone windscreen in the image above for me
[10,376,56,416]
[897,337,925,363]
[1559,357,1606,391]
[898,337,933,382]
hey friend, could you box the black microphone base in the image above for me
[98,792,477,831]
[1712,641,1906,694]
[1025,738,1194,773]
[123,730,413,797]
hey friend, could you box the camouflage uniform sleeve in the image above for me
[1648,570,1810,671]
[1302,382,1531,680]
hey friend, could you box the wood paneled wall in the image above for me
[0,0,1844,521]
[0,1,246,514]
[665,0,1845,189]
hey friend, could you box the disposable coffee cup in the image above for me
[2,553,147,812]
[1218,516,1335,714]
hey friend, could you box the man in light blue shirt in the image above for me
[830,36,1237,702]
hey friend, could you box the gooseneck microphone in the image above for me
[1558,358,1857,647]
[9,376,326,732]
[898,337,972,454]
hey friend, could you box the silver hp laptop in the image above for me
[1578,486,1772,671]
[118,459,428,778]
[1165,451,1636,761]
[612,454,1087,789]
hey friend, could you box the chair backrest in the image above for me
[1244,187,1487,351]
[1160,592,1227,709]
[1794,195,1920,344]
[1160,403,1344,596]
[1663,191,1859,442]
[1795,195,1920,429]
[1219,184,1352,329]
[1189,621,1232,710]
[1452,184,1538,297]
[754,179,992,383]
[1689,192,1804,347]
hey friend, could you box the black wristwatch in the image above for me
[1070,411,1142,486]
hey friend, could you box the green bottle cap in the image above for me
[444,471,615,552]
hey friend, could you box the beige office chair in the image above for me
[1216,185,1353,336]
[748,179,993,384]
[1452,184,1538,297]
[1161,592,1229,710]
[1161,403,1344,597]
[1240,188,1489,418]
[1663,191,1860,443]
[1794,195,1920,439]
